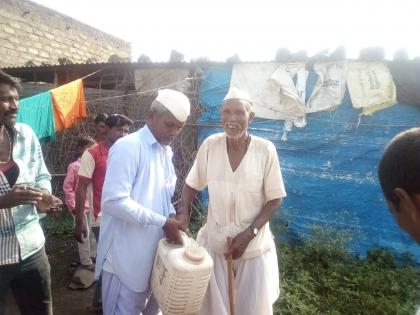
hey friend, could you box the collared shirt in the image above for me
[186,133,286,259]
[63,158,89,213]
[0,123,51,265]
[96,125,176,292]
[78,141,109,220]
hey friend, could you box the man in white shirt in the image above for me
[96,89,190,315]
[177,88,286,315]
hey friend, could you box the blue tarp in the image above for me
[197,66,420,260]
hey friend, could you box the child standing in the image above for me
[63,136,96,269]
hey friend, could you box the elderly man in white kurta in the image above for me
[177,88,286,315]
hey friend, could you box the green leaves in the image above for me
[275,226,420,315]
[40,212,74,236]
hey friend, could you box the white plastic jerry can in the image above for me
[151,232,214,315]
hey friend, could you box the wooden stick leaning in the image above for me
[227,237,235,315]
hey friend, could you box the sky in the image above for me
[31,0,420,62]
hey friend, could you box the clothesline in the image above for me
[18,79,86,139]
[19,64,419,144]
[176,118,419,129]
[309,117,419,128]
[18,72,198,140]
[85,77,195,103]
[79,68,105,80]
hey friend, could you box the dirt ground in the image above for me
[5,235,97,315]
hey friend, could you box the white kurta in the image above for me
[186,133,286,314]
[96,126,176,293]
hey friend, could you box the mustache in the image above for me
[223,122,240,128]
[5,109,17,116]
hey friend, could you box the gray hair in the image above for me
[150,100,171,116]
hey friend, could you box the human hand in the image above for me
[225,228,254,260]
[74,214,87,243]
[162,218,187,245]
[0,185,43,209]
[47,195,63,221]
[36,191,63,217]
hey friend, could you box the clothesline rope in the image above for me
[192,118,419,129]
[84,77,195,103]
[42,73,417,129]
[308,117,419,128]
[79,68,105,81]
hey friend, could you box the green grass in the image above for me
[275,226,420,314]
[41,210,420,314]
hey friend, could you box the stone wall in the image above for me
[0,0,131,67]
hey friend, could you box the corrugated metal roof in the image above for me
[2,61,128,70]
[5,59,418,76]
[1,60,274,71]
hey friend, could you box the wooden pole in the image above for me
[227,238,235,315]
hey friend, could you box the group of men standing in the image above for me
[0,67,286,315]
[94,87,285,315]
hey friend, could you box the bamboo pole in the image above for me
[227,237,235,315]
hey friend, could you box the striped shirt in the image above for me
[0,123,51,265]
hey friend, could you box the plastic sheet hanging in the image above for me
[229,63,307,121]
[347,61,396,116]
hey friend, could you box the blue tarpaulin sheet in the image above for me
[197,66,420,260]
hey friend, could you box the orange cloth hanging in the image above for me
[51,79,87,132]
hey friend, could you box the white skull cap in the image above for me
[156,89,190,122]
[223,87,253,105]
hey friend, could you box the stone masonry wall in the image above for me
[0,0,131,67]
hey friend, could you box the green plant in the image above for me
[275,225,420,314]
[40,211,74,236]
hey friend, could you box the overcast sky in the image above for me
[31,0,420,62]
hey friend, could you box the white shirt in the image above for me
[186,133,286,259]
[95,125,176,292]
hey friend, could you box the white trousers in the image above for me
[72,213,97,265]
[197,228,280,315]
[102,271,161,315]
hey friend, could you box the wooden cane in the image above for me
[227,237,235,315]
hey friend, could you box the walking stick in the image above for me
[227,237,235,315]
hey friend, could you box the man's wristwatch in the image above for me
[249,223,258,237]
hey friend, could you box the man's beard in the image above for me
[223,122,246,139]
[4,109,18,127]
